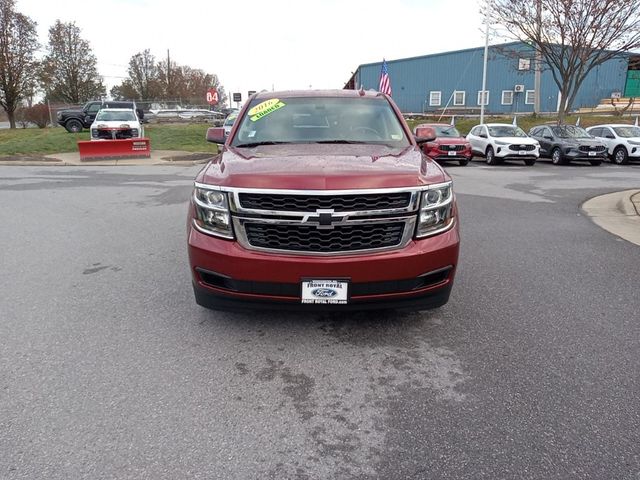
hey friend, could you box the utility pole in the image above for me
[534,0,542,115]
[167,49,171,97]
[480,0,490,124]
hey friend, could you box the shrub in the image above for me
[23,103,51,128]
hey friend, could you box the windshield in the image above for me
[433,125,461,137]
[223,113,237,127]
[488,126,527,138]
[230,96,410,147]
[95,110,137,122]
[551,125,591,139]
[613,126,640,138]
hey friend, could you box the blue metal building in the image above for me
[346,42,633,114]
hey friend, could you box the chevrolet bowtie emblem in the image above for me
[303,209,348,229]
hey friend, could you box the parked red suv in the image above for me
[414,123,473,166]
[188,90,460,311]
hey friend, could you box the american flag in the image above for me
[378,59,392,96]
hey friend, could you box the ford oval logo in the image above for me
[312,288,338,298]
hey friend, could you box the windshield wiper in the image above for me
[314,140,369,144]
[233,141,290,148]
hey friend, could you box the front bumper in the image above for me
[188,223,459,311]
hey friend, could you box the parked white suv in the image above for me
[90,108,143,141]
[466,123,540,165]
[585,124,640,165]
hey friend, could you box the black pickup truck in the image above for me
[56,101,144,133]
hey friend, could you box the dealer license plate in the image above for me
[589,151,596,156]
[448,151,457,156]
[301,279,349,304]
[519,150,527,155]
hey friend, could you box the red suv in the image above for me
[188,90,460,311]
[414,123,473,166]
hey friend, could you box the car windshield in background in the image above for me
[488,126,527,138]
[434,126,461,137]
[231,96,409,148]
[96,111,137,122]
[223,113,238,127]
[613,126,640,138]
[551,125,591,138]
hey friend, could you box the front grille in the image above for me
[244,222,405,253]
[508,144,536,151]
[238,192,411,212]
[96,129,136,140]
[440,144,465,151]
[579,145,606,152]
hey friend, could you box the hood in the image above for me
[91,120,140,129]
[197,144,447,190]
[559,138,603,147]
[495,137,538,145]
[434,137,467,145]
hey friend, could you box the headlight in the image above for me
[91,129,98,138]
[416,181,455,238]
[130,129,139,136]
[192,186,233,239]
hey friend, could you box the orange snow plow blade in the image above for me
[77,138,151,161]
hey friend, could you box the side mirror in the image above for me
[606,135,615,139]
[478,133,487,139]
[85,115,92,124]
[414,126,436,144]
[544,135,553,140]
[206,127,226,144]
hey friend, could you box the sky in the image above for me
[16,0,492,107]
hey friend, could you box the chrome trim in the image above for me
[234,216,416,256]
[192,219,234,240]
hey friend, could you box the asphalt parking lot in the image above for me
[1,161,639,479]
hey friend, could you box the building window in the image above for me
[429,91,441,106]
[502,90,514,105]
[525,90,536,105]
[518,58,531,70]
[453,91,465,106]
[477,90,489,106]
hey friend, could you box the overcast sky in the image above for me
[17,0,493,106]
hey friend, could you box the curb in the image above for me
[582,189,640,247]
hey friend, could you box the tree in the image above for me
[0,0,39,128]
[125,49,162,99]
[491,0,640,123]
[40,20,105,104]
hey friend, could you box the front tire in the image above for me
[551,147,564,165]
[486,146,499,165]
[65,119,83,133]
[459,158,469,166]
[613,146,628,165]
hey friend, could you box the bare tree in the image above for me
[126,49,162,99]
[491,0,640,123]
[0,0,39,128]
[40,20,105,103]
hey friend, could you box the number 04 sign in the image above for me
[206,88,219,105]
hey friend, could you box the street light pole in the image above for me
[480,0,491,124]
[534,0,542,115]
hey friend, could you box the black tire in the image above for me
[486,146,499,165]
[459,158,469,166]
[65,119,83,133]
[524,158,536,166]
[551,147,564,165]
[589,160,602,166]
[612,146,629,165]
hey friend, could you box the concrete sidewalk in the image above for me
[582,190,640,246]
[0,150,214,166]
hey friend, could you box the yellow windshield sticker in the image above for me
[248,99,286,121]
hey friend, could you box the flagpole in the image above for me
[480,0,491,124]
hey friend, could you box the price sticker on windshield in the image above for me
[248,99,286,122]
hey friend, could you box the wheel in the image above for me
[612,146,629,165]
[524,158,536,166]
[65,119,83,133]
[486,146,499,165]
[459,158,469,166]
[589,160,602,166]
[551,147,564,165]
